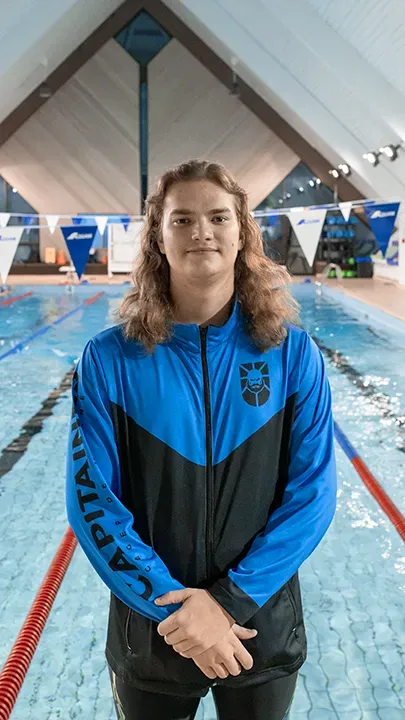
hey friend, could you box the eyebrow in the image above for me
[170,207,232,216]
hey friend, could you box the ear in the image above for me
[238,235,244,251]
[157,237,166,254]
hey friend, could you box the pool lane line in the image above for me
[0,367,74,484]
[1,292,33,307]
[334,421,405,542]
[0,527,77,719]
[313,335,405,453]
[0,291,104,361]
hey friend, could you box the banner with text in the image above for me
[61,225,98,279]
[0,227,24,283]
[365,202,400,257]
[289,209,327,267]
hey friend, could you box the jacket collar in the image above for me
[170,300,242,352]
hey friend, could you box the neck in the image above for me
[170,274,235,327]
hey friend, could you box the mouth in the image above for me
[186,248,218,253]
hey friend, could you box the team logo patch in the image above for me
[239,362,270,407]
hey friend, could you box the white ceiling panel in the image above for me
[163,0,405,198]
[2,0,405,201]
[0,0,123,124]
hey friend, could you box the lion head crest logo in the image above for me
[239,362,270,407]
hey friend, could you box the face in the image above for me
[158,179,242,283]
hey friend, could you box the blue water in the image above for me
[0,284,404,720]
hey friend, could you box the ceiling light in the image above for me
[363,151,379,166]
[12,187,17,193]
[315,178,321,185]
[308,180,315,187]
[379,144,399,161]
[229,69,240,97]
[278,198,283,204]
[329,169,340,179]
[39,83,52,99]
[338,163,351,176]
[298,186,304,193]
[286,192,291,199]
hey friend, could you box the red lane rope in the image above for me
[1,292,33,307]
[0,528,77,719]
[351,456,405,541]
[84,291,104,306]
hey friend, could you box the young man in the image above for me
[66,160,337,719]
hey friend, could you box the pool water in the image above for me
[0,284,404,720]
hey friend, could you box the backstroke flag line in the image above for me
[61,225,98,279]
[45,215,60,234]
[0,227,24,283]
[365,202,400,257]
[0,213,10,229]
[339,202,352,222]
[289,209,327,267]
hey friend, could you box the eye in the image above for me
[173,218,190,225]
[213,216,229,223]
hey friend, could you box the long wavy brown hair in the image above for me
[119,159,299,352]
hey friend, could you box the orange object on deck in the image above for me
[56,250,66,265]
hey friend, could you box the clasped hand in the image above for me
[155,588,257,679]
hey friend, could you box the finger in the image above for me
[195,663,217,680]
[213,664,229,679]
[157,615,180,637]
[155,589,193,606]
[223,656,242,677]
[234,645,254,671]
[162,629,187,646]
[172,641,201,655]
[232,625,258,640]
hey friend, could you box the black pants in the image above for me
[109,667,298,720]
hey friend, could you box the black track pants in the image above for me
[109,666,298,720]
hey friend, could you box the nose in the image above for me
[191,218,214,242]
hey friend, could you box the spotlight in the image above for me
[229,66,240,97]
[329,169,340,179]
[308,180,315,187]
[278,198,283,204]
[338,163,351,176]
[298,186,304,193]
[286,192,291,199]
[12,187,17,193]
[39,83,52,99]
[379,144,400,161]
[363,151,379,166]
[315,178,321,185]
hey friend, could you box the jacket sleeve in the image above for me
[208,333,337,625]
[66,339,185,623]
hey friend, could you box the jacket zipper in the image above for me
[125,608,132,652]
[200,327,214,578]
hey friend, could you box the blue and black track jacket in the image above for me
[66,302,337,695]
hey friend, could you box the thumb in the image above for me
[232,624,258,640]
[155,588,195,606]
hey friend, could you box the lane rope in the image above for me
[0,292,104,361]
[0,528,77,719]
[1,292,33,307]
[334,421,405,541]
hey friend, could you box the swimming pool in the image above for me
[0,284,404,719]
